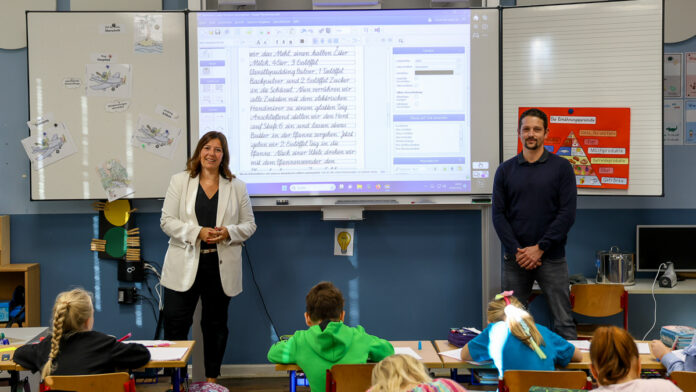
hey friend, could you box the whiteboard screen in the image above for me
[502,0,663,196]
[27,12,188,200]
[188,9,500,198]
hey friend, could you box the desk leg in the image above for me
[172,368,180,392]
[289,370,296,392]
[9,370,18,392]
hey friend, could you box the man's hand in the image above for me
[649,340,671,360]
[516,245,544,270]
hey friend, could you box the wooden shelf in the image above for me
[0,263,40,327]
[0,216,8,266]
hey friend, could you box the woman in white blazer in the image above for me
[160,131,256,384]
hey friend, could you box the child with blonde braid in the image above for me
[461,291,582,374]
[13,288,150,379]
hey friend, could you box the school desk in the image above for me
[274,340,444,392]
[433,339,664,382]
[0,339,195,392]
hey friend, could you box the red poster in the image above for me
[517,107,631,189]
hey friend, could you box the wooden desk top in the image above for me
[274,340,444,371]
[532,278,696,295]
[433,340,664,371]
[0,340,195,371]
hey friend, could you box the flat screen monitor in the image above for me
[188,9,500,197]
[636,225,696,272]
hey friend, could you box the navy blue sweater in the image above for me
[492,149,577,259]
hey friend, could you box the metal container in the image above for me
[596,246,635,285]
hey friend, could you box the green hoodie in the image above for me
[267,322,394,391]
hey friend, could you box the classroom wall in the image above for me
[1,0,696,366]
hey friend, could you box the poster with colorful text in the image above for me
[517,107,631,189]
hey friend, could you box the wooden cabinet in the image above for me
[0,263,40,327]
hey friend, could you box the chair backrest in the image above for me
[570,284,627,318]
[45,372,133,392]
[670,371,696,391]
[326,363,376,392]
[501,370,589,392]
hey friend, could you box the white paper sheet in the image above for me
[393,346,422,360]
[126,340,174,347]
[148,347,188,361]
[636,342,651,355]
[439,347,462,360]
[569,340,591,351]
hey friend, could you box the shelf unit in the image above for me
[0,216,41,327]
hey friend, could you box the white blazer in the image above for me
[160,171,257,297]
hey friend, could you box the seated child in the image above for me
[369,353,467,392]
[590,326,681,391]
[650,334,696,375]
[13,288,150,379]
[461,291,582,374]
[267,281,394,391]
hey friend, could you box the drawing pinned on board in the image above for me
[86,63,132,98]
[664,100,683,145]
[22,114,77,170]
[105,99,131,113]
[132,115,181,159]
[134,14,163,54]
[97,159,134,202]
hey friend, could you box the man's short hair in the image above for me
[518,108,549,131]
[306,281,344,322]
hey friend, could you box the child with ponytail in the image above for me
[13,288,150,379]
[461,291,582,374]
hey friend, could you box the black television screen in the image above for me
[636,225,696,272]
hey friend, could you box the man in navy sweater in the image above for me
[492,108,577,340]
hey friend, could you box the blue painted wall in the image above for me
[2,3,696,366]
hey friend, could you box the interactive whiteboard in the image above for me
[27,12,188,200]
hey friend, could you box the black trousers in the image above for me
[163,252,232,379]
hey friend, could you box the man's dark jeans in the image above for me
[503,254,577,340]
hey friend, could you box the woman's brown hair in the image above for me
[186,131,234,180]
[590,326,639,385]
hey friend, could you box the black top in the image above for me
[12,330,151,375]
[492,149,577,259]
[196,183,218,250]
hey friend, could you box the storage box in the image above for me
[0,301,9,322]
[660,325,696,350]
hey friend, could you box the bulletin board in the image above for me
[26,12,188,200]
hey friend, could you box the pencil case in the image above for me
[448,327,479,347]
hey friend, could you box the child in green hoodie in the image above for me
[267,281,394,391]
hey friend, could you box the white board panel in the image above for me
[27,12,188,200]
[502,0,663,196]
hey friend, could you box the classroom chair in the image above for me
[670,371,696,391]
[570,283,628,339]
[498,370,590,392]
[44,372,135,392]
[325,363,376,392]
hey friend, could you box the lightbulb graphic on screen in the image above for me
[188,9,500,197]
[337,231,352,254]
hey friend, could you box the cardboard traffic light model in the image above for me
[90,200,144,281]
